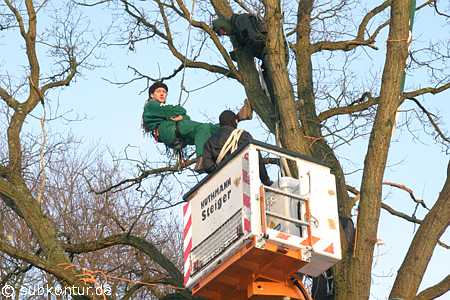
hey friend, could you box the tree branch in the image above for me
[383,180,430,210]
[312,1,391,53]
[317,92,379,122]
[356,1,391,40]
[432,0,450,18]
[381,203,450,250]
[0,263,32,286]
[402,82,450,99]
[64,234,183,286]
[414,275,450,300]
[89,159,195,194]
[103,64,185,88]
[122,283,144,300]
[390,161,450,299]
[232,0,253,14]
[312,0,434,53]
[0,87,20,109]
[210,0,233,18]
[40,57,78,95]
[22,0,42,112]
[381,202,422,224]
[155,0,238,80]
[406,97,450,145]
[381,203,449,249]
[348,184,449,250]
[120,0,168,40]
[172,0,239,76]
[0,239,56,276]
[4,0,27,38]
[72,0,111,7]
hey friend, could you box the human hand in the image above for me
[171,115,183,121]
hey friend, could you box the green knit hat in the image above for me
[212,17,232,35]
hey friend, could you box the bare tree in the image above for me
[2,0,449,299]
[68,0,449,299]
[0,0,93,295]
[0,1,193,299]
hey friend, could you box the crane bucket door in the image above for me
[255,144,342,277]
[183,149,251,289]
[182,141,342,291]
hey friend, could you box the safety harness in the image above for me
[151,122,186,168]
[216,128,244,164]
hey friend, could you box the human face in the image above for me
[218,28,228,36]
[151,87,167,103]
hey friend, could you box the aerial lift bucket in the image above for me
[182,141,341,300]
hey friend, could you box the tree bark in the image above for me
[414,275,450,300]
[264,0,309,155]
[347,0,411,298]
[295,0,352,218]
[389,162,450,299]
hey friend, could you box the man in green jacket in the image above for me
[142,82,252,170]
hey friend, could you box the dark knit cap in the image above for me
[148,81,168,96]
[219,110,238,127]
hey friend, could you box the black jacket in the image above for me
[202,126,252,173]
[230,14,266,60]
[202,126,272,186]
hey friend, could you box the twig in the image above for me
[407,97,450,145]
[72,0,110,7]
[346,185,450,250]
[127,176,165,235]
[433,0,450,18]
[383,181,430,210]
[86,159,196,195]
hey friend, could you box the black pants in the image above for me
[258,152,272,186]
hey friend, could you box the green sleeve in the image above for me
[145,101,186,118]
[142,101,187,130]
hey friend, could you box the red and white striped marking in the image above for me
[242,152,251,233]
[182,201,192,286]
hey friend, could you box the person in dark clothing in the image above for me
[212,14,266,61]
[212,14,288,104]
[201,110,272,186]
[311,217,355,300]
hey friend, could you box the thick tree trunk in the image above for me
[389,162,450,299]
[347,1,411,298]
[294,3,354,298]
[295,0,352,218]
[263,0,309,155]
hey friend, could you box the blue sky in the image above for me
[1,1,448,299]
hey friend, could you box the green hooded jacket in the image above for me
[142,100,190,130]
[142,100,192,144]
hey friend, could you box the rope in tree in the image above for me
[37,105,47,204]
[394,0,417,135]
[178,0,196,105]
[400,0,417,92]
[257,64,291,177]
